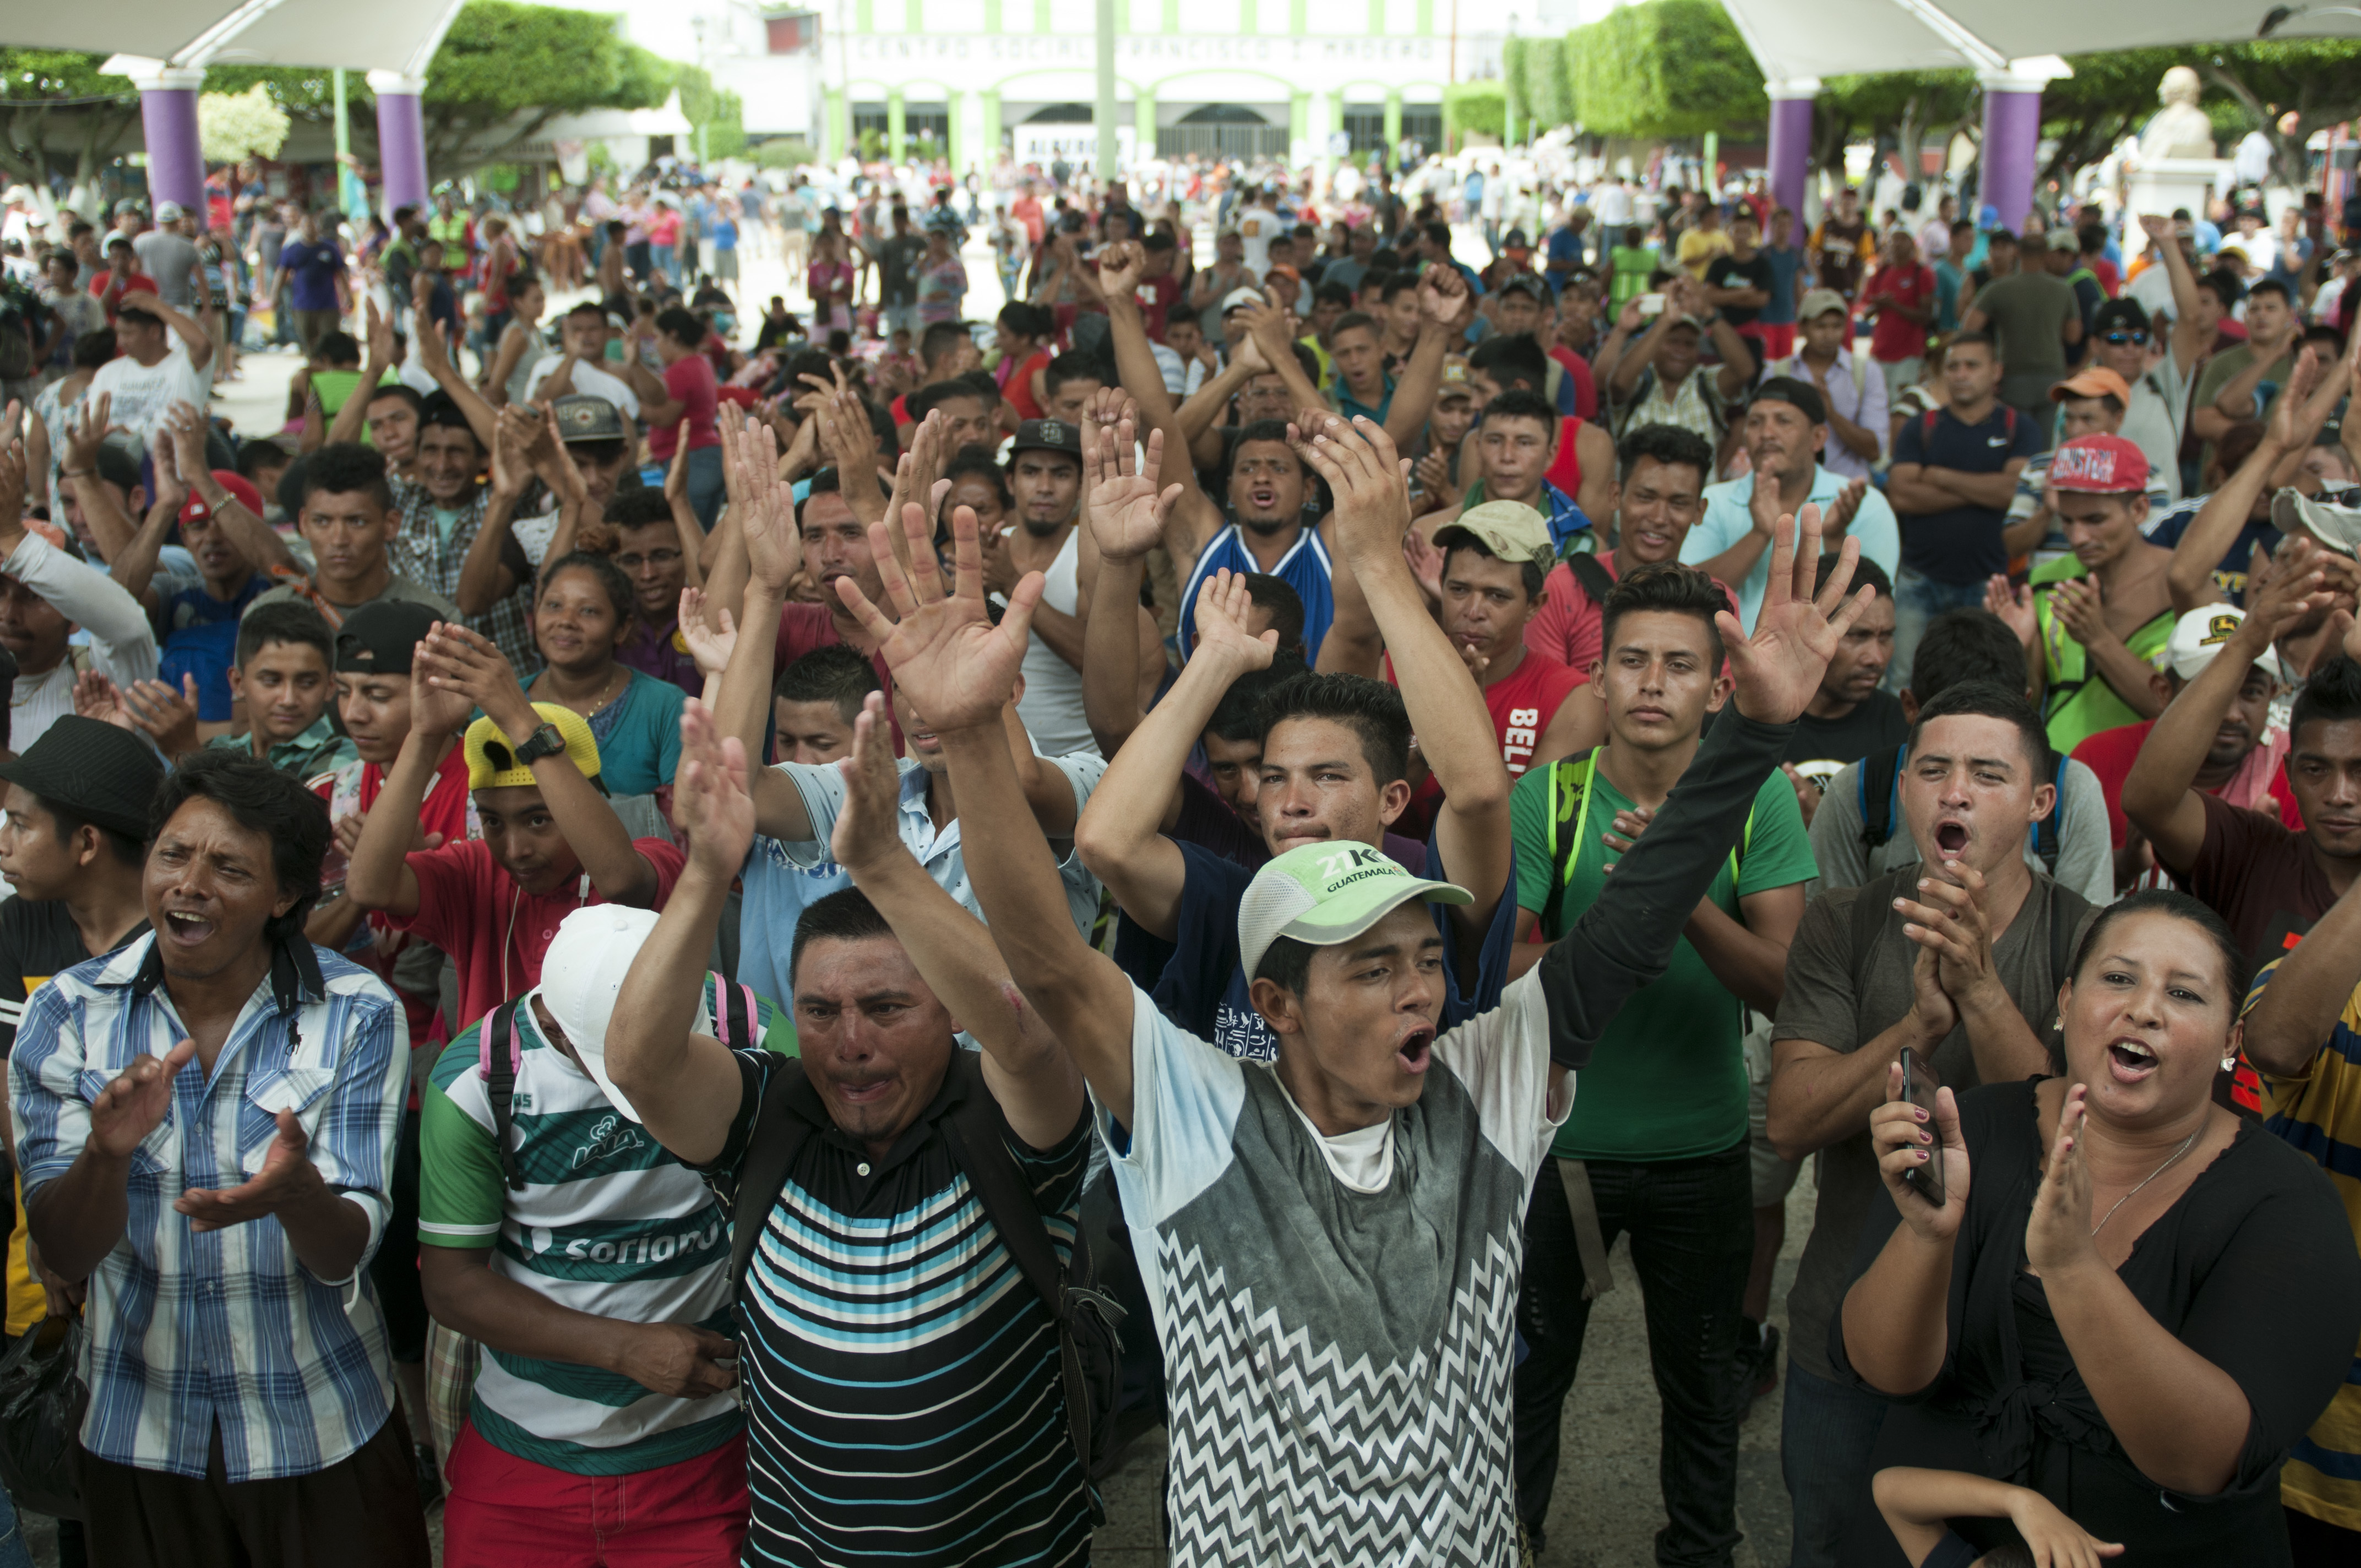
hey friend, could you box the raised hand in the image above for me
[1870,1058,1969,1242]
[834,500,1038,737]
[72,670,137,732]
[418,623,534,738]
[489,407,531,500]
[1094,239,1144,300]
[2267,346,2326,453]
[164,401,212,489]
[1981,573,2037,646]
[1720,502,1874,725]
[1824,476,1867,536]
[829,692,907,877]
[677,586,738,677]
[1894,859,2009,1010]
[1085,419,1180,563]
[664,418,693,508]
[1417,262,1471,329]
[407,625,479,738]
[671,699,755,876]
[121,674,203,757]
[2137,212,2171,243]
[89,1041,197,1159]
[1192,567,1280,674]
[64,390,113,475]
[2024,1084,2102,1278]
[1291,409,1413,561]
[174,1108,327,1232]
[2046,576,2108,649]
[364,297,394,367]
[537,405,589,507]
[1083,384,1138,435]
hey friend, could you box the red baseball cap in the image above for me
[179,470,264,524]
[2048,434,2148,496]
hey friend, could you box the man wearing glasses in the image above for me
[2077,214,2211,502]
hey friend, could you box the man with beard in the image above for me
[1687,378,1900,630]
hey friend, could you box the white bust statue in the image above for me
[2139,66,2217,160]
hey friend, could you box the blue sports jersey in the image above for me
[1177,522,1335,665]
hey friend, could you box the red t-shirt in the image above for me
[91,271,160,317]
[775,602,902,755]
[390,835,688,1036]
[1524,553,1738,674]
[647,353,721,459]
[1863,264,1936,364]
[2070,719,2302,849]
[1549,348,1600,425]
[1546,415,1591,500]
[1000,349,1049,422]
[1388,646,1582,806]
[1136,274,1184,342]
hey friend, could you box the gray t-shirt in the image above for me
[133,231,204,309]
[1806,753,2114,907]
[1771,867,2092,1384]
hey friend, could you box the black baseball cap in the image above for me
[551,394,627,444]
[0,716,166,841]
[2092,298,2152,336]
[335,600,441,675]
[1010,418,1082,461]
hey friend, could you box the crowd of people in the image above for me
[0,141,2358,1568]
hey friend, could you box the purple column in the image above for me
[1979,79,2044,232]
[369,73,431,219]
[1766,85,1816,221]
[138,75,206,215]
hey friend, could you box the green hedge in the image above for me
[1444,81,1506,142]
[1567,0,1764,140]
[1503,35,1574,134]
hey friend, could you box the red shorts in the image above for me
[442,1421,747,1568]
[1743,322,1796,361]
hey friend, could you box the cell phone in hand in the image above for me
[1636,293,1667,317]
[1899,1047,1945,1207]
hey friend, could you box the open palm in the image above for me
[837,501,1038,734]
[1722,503,1874,725]
[1085,420,1178,562]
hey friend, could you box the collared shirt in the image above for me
[617,617,703,698]
[1760,349,1889,481]
[9,937,409,1480]
[203,711,357,783]
[1460,477,1592,553]
[384,478,539,677]
[1687,465,1903,630]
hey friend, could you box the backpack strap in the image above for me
[2045,875,2078,989]
[1541,750,1597,935]
[728,1058,819,1297]
[2032,748,2066,876]
[710,978,757,1049]
[482,1000,527,1193]
[1564,551,1615,608]
[1859,745,1905,853]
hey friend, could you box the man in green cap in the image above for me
[821,411,1875,1566]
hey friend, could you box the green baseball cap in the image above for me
[1238,842,1472,983]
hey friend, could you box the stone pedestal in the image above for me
[2126,157,2226,226]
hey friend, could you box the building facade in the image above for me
[728,0,1497,172]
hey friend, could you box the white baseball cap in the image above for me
[2162,603,2284,685]
[153,200,185,224]
[533,905,719,1121]
[1221,286,1266,315]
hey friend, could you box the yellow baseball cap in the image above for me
[465,704,602,790]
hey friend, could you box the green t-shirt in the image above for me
[2030,554,2175,756]
[1510,749,1817,1161]
[418,975,787,1474]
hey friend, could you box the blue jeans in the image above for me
[1887,566,1990,697]
[682,443,726,531]
[1780,1362,1890,1568]
[0,1483,30,1568]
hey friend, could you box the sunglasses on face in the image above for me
[2102,329,2149,346]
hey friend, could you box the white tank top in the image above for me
[1015,527,1098,759]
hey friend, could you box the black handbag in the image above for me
[0,1315,88,1520]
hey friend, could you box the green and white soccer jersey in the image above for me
[419,976,786,1474]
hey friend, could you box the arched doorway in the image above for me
[1165,103,1288,161]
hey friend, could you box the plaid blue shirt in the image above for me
[385,477,540,678]
[9,936,409,1480]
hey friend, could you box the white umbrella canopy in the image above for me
[9,0,468,75]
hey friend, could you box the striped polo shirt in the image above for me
[418,977,784,1474]
[712,1047,1094,1566]
[2248,956,2361,1532]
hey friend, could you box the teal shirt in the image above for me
[1510,752,1818,1161]
[204,711,357,781]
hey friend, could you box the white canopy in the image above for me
[1719,0,2361,85]
[11,0,469,77]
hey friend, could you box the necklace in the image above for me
[2088,1125,2203,1236]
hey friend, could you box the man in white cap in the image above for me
[418,902,781,1565]
[132,201,205,314]
[2072,602,2295,895]
[840,411,1872,1567]
[601,696,1100,1567]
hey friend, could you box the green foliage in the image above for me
[0,49,142,187]
[1444,81,1504,143]
[857,126,885,161]
[0,48,127,100]
[428,2,665,119]
[199,84,291,162]
[477,162,521,191]
[754,139,815,170]
[1501,36,1573,135]
[674,62,746,163]
[1568,0,1762,140]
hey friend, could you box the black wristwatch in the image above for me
[514,722,568,765]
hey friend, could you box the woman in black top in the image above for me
[1834,890,2360,1566]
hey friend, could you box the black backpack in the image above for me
[1858,742,2065,877]
[724,1052,1128,1519]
